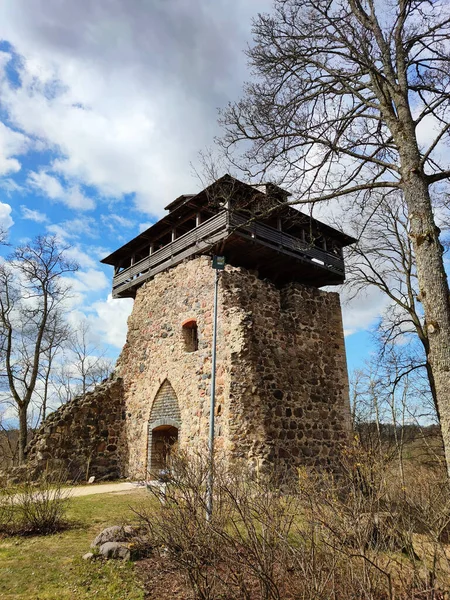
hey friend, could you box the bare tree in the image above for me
[0,236,78,463]
[220,0,450,472]
[343,191,449,419]
[45,327,113,411]
[65,320,113,399]
[351,352,445,472]
[0,225,8,246]
[35,313,71,422]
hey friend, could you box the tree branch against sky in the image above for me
[220,0,450,197]
[342,191,450,420]
[0,225,9,246]
[220,0,450,472]
[0,235,78,463]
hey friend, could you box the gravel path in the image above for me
[68,482,144,497]
[5,481,146,505]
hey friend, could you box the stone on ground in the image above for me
[82,552,95,561]
[91,525,136,548]
[98,541,131,560]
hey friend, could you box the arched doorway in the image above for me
[147,380,181,478]
[151,424,178,471]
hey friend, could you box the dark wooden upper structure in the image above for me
[101,175,355,299]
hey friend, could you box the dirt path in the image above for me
[6,481,146,504]
[68,481,144,497]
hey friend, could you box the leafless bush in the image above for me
[135,445,450,600]
[136,449,230,600]
[294,444,450,599]
[0,486,15,533]
[0,469,71,536]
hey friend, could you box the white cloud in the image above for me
[63,245,98,269]
[0,0,272,216]
[45,223,71,241]
[28,170,95,210]
[0,201,14,231]
[0,177,23,194]
[105,214,134,228]
[88,294,133,349]
[0,121,30,176]
[20,205,48,223]
[74,268,109,292]
[46,216,99,241]
[340,286,389,337]
[100,213,135,235]
[139,222,153,233]
[56,275,131,351]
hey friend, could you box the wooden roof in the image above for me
[101,175,355,266]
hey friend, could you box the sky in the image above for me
[0,0,386,372]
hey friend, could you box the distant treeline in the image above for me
[355,421,440,442]
[355,421,444,466]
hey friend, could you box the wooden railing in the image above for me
[229,213,345,274]
[111,210,345,297]
[112,211,228,297]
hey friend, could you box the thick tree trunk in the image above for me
[425,359,440,422]
[18,403,28,465]
[402,173,450,473]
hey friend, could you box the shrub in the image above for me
[0,486,15,533]
[0,470,71,536]
[135,444,450,600]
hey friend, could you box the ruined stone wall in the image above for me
[116,256,237,478]
[118,255,351,479]
[221,269,351,471]
[26,377,126,481]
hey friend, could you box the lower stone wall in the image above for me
[18,258,350,482]
[221,270,351,472]
[26,377,126,481]
[117,256,351,479]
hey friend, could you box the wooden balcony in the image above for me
[110,210,345,299]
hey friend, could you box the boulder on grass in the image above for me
[98,541,130,560]
[91,525,136,548]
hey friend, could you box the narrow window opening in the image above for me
[182,319,198,352]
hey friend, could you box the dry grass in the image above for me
[0,488,147,600]
[134,446,450,600]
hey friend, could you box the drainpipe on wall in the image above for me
[206,255,225,522]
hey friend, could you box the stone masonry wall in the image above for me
[117,255,351,479]
[26,377,126,481]
[116,256,237,478]
[222,269,351,472]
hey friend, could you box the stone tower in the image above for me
[101,175,355,479]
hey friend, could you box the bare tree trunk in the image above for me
[403,174,450,473]
[371,380,382,451]
[41,352,54,422]
[18,403,28,464]
[425,360,440,421]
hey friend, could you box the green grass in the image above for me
[0,489,149,600]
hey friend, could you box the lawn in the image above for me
[0,488,148,600]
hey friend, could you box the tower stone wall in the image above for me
[117,255,351,479]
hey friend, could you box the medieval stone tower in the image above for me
[27,175,354,481]
[101,175,355,479]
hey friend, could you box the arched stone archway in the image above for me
[147,380,181,477]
